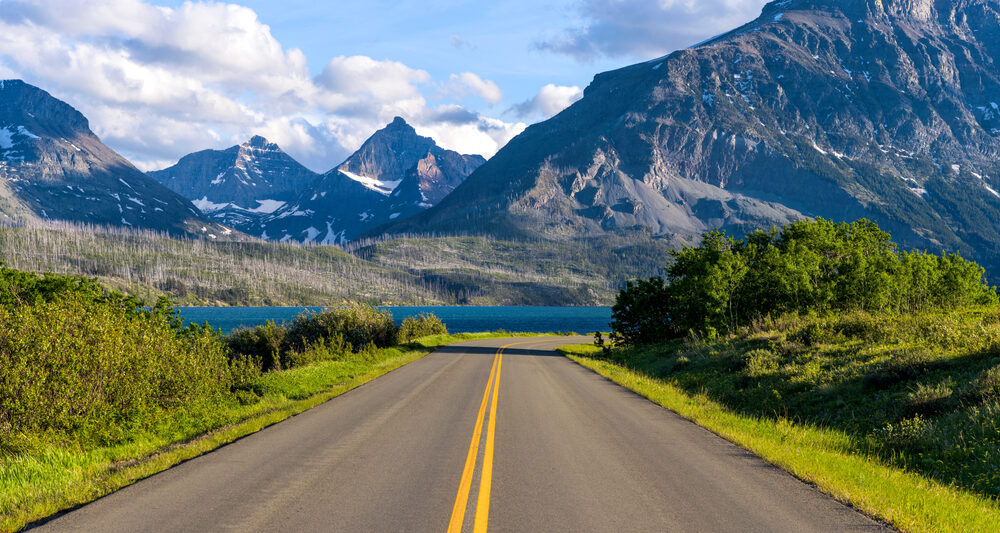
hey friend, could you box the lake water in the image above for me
[176,306,612,335]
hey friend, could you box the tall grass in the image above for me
[564,306,1000,530]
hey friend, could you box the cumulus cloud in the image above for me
[0,0,524,171]
[508,84,583,121]
[536,0,770,61]
[445,72,503,105]
[414,116,526,159]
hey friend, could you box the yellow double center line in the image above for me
[447,342,525,533]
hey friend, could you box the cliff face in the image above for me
[382,0,1000,271]
[0,80,223,236]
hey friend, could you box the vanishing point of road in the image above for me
[36,337,885,532]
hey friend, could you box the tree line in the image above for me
[610,219,998,345]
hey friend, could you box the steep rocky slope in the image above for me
[0,80,224,236]
[149,136,316,235]
[263,117,484,243]
[382,0,1000,272]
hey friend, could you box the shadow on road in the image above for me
[427,345,573,358]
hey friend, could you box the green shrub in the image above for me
[284,337,349,368]
[0,295,231,446]
[974,365,1000,401]
[873,414,934,452]
[398,313,447,342]
[742,349,779,378]
[227,320,287,372]
[612,218,998,345]
[225,304,405,372]
[0,266,114,309]
[907,379,956,415]
[286,304,398,352]
[610,277,672,345]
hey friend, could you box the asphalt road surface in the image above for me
[36,337,885,532]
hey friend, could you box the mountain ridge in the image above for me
[378,0,1000,273]
[0,79,225,236]
[149,135,317,235]
[261,117,484,244]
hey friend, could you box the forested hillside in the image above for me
[0,223,662,306]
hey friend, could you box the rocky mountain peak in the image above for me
[260,117,485,244]
[337,118,438,189]
[0,80,220,235]
[235,135,281,165]
[0,79,91,139]
[380,0,1000,276]
[149,135,316,234]
[758,0,987,23]
[387,116,414,130]
[245,135,273,149]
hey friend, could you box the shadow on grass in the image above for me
[601,338,1000,500]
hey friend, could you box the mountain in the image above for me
[262,117,485,243]
[380,0,1000,273]
[0,80,225,236]
[148,136,317,234]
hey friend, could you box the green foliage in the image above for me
[609,277,672,346]
[0,265,142,312]
[591,306,1000,500]
[285,304,397,352]
[227,321,287,372]
[225,304,419,373]
[613,219,998,344]
[0,294,232,448]
[397,313,448,343]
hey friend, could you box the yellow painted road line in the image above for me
[448,341,534,533]
[473,348,503,533]
[447,348,501,533]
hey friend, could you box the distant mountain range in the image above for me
[0,80,225,236]
[150,116,483,243]
[6,0,1000,278]
[148,135,315,234]
[260,117,484,243]
[381,0,1000,272]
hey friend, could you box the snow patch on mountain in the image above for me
[339,169,401,195]
[248,199,285,214]
[193,197,231,213]
[0,125,39,150]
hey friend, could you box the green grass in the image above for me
[558,307,1000,532]
[0,331,537,532]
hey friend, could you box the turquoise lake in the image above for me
[176,306,612,335]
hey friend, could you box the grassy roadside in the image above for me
[558,343,1000,532]
[1,331,560,532]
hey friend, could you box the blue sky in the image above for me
[0,0,769,171]
[152,0,630,116]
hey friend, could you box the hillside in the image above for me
[0,223,661,306]
[380,0,1000,274]
[0,80,224,236]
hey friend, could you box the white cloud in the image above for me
[316,56,430,105]
[0,0,524,172]
[508,84,583,120]
[537,0,770,61]
[414,113,526,159]
[445,72,503,105]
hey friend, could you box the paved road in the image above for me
[36,337,885,532]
